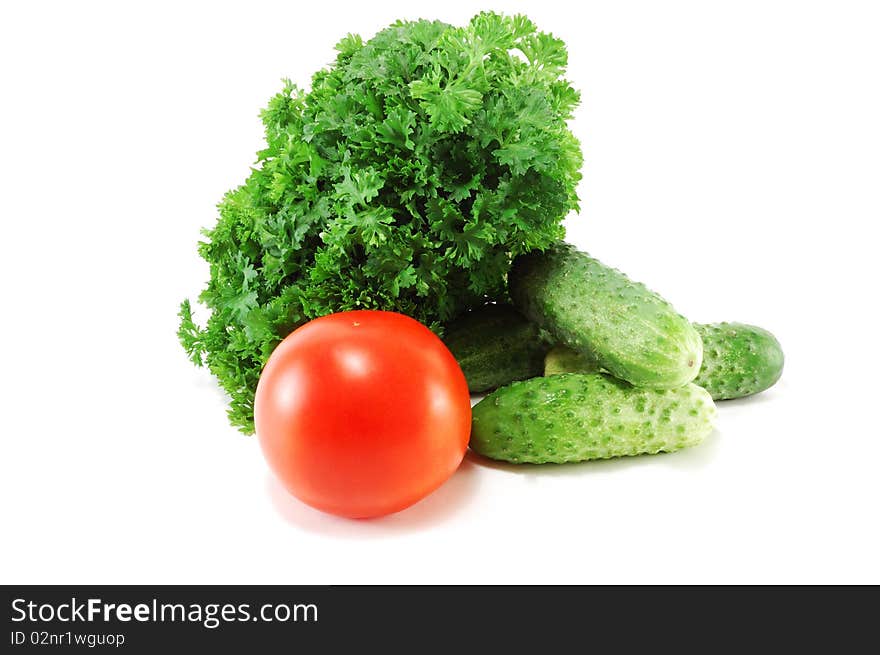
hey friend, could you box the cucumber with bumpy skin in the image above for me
[443,304,549,393]
[544,345,600,376]
[693,322,784,400]
[509,244,702,389]
[544,324,784,401]
[470,373,716,464]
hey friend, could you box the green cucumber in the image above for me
[544,323,784,401]
[509,244,702,389]
[693,322,784,400]
[544,345,600,376]
[471,373,716,464]
[443,304,549,393]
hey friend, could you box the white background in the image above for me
[2,0,878,584]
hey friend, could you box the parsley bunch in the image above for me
[179,13,583,432]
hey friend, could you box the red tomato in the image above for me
[255,310,471,519]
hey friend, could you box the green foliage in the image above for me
[179,13,583,433]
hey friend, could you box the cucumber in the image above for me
[544,323,784,402]
[693,322,784,400]
[544,345,599,376]
[443,304,549,393]
[471,373,716,464]
[509,244,702,389]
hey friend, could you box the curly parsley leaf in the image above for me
[180,13,583,433]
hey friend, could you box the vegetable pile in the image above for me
[180,12,783,474]
[460,246,783,464]
[179,13,582,432]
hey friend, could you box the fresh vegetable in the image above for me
[544,344,599,377]
[546,324,784,401]
[179,13,583,433]
[509,244,702,389]
[443,303,549,393]
[470,373,716,464]
[693,322,784,400]
[254,310,471,518]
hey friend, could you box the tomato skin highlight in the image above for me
[255,310,472,519]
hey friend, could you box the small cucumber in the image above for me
[443,304,549,393]
[509,244,702,389]
[693,322,784,400]
[544,324,784,401]
[471,373,716,463]
[544,345,600,376]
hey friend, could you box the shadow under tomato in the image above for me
[266,456,481,537]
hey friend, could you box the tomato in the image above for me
[254,310,472,519]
